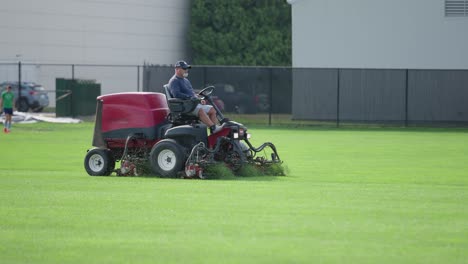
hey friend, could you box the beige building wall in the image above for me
[289,0,468,69]
[0,0,190,65]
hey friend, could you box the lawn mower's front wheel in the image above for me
[84,148,115,176]
[150,139,185,178]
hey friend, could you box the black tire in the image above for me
[17,98,29,112]
[84,148,115,176]
[107,154,116,174]
[149,139,185,178]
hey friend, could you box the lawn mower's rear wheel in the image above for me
[84,148,115,176]
[150,139,185,178]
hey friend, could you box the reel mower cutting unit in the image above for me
[84,86,282,178]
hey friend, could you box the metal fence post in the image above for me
[137,65,140,92]
[18,61,22,98]
[405,69,409,127]
[269,67,273,126]
[336,68,340,127]
[203,66,207,87]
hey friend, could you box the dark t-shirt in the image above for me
[168,75,196,99]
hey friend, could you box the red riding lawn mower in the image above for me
[84,86,282,178]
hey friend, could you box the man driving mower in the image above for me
[167,60,222,134]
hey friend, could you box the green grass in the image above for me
[1,122,467,263]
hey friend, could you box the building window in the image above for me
[445,0,468,17]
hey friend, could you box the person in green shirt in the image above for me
[1,85,15,133]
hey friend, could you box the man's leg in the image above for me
[7,114,11,130]
[3,114,7,133]
[207,107,218,125]
[198,108,215,127]
[2,109,5,132]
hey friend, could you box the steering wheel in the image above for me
[198,86,214,98]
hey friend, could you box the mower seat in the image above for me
[163,84,200,125]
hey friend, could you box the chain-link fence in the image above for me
[144,65,468,127]
[291,68,468,126]
[2,62,467,127]
[0,62,142,113]
[144,65,292,111]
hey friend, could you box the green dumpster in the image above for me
[56,78,101,117]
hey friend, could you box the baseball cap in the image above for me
[175,60,191,69]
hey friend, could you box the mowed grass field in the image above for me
[1,122,467,263]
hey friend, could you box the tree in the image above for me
[190,0,291,66]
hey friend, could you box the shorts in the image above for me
[3,108,13,115]
[191,104,213,116]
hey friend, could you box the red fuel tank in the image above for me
[93,92,170,145]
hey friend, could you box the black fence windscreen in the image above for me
[1,62,466,126]
[144,65,292,115]
[144,66,468,126]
